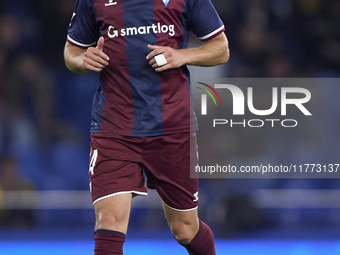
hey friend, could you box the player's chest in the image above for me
[94,0,185,26]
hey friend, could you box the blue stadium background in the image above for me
[0,0,339,254]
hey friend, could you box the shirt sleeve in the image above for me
[67,0,100,48]
[186,0,225,42]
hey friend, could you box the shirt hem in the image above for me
[90,125,198,137]
[67,35,97,48]
[199,25,225,42]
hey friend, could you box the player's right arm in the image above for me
[64,37,109,74]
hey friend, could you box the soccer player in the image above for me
[64,0,229,254]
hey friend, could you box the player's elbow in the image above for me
[64,59,87,74]
[220,44,230,65]
[64,56,75,73]
[64,42,88,74]
[220,34,230,63]
[64,53,86,74]
[211,44,229,67]
[213,34,230,65]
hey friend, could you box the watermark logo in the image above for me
[197,82,312,128]
[196,82,223,115]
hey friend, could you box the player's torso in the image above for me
[94,0,187,56]
[91,0,194,136]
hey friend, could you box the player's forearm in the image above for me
[64,42,88,74]
[184,33,229,67]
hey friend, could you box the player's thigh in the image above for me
[94,193,132,234]
[89,134,147,204]
[143,132,199,211]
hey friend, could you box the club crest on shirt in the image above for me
[162,0,170,6]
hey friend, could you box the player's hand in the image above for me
[83,37,110,72]
[146,45,187,72]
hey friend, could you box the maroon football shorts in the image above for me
[89,132,199,211]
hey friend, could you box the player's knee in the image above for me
[94,195,132,232]
[170,220,198,245]
[95,210,128,231]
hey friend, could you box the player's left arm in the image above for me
[146,32,229,72]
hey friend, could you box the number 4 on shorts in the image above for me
[89,149,98,175]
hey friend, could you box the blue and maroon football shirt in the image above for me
[67,0,225,137]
